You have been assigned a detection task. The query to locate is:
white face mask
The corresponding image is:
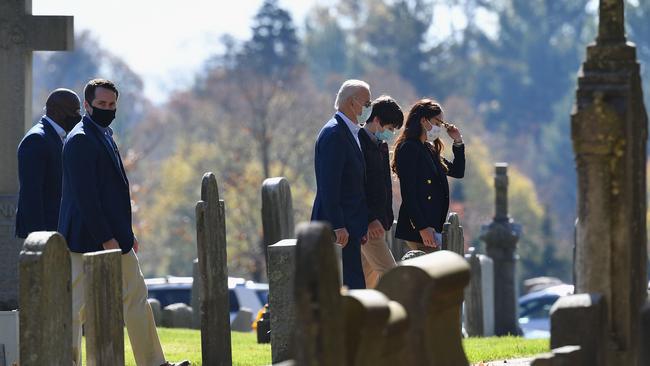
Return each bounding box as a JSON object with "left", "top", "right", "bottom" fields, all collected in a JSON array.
[{"left": 427, "top": 124, "right": 442, "bottom": 141}]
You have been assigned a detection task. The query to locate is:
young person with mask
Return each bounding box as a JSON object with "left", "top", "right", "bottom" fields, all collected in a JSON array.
[
  {"left": 392, "top": 99, "right": 465, "bottom": 252},
  {"left": 311, "top": 79, "right": 372, "bottom": 289},
  {"left": 15, "top": 88, "right": 81, "bottom": 239},
  {"left": 358, "top": 95, "right": 404, "bottom": 288},
  {"left": 59, "top": 79, "right": 190, "bottom": 366}
]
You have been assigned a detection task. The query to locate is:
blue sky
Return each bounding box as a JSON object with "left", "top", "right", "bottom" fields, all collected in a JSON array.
[{"left": 34, "top": 0, "right": 474, "bottom": 101}]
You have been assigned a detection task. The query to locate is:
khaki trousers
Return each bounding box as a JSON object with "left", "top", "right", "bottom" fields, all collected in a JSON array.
[
  {"left": 406, "top": 240, "right": 441, "bottom": 254},
  {"left": 71, "top": 250, "right": 165, "bottom": 366},
  {"left": 360, "top": 236, "right": 397, "bottom": 288}
]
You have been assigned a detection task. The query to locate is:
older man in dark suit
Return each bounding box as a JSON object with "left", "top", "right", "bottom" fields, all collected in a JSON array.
[
  {"left": 15, "top": 88, "right": 80, "bottom": 239},
  {"left": 311, "top": 79, "right": 372, "bottom": 289}
]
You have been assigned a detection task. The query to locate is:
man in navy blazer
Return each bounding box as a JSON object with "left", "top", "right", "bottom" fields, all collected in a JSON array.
[
  {"left": 15, "top": 88, "right": 81, "bottom": 239},
  {"left": 59, "top": 78, "right": 189, "bottom": 366},
  {"left": 311, "top": 79, "right": 372, "bottom": 289}
]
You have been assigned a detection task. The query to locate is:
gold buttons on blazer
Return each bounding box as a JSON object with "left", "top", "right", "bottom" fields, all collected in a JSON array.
[
  {"left": 427, "top": 179, "right": 432, "bottom": 184},
  {"left": 427, "top": 196, "right": 432, "bottom": 200}
]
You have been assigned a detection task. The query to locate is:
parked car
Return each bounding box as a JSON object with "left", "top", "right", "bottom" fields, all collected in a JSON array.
[
  {"left": 145, "top": 276, "right": 269, "bottom": 323},
  {"left": 518, "top": 284, "right": 573, "bottom": 339}
]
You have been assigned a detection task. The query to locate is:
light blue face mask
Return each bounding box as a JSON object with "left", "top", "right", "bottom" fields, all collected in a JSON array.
[
  {"left": 374, "top": 130, "right": 393, "bottom": 141},
  {"left": 358, "top": 105, "right": 372, "bottom": 124}
]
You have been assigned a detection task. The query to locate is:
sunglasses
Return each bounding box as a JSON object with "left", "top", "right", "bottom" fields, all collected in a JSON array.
[{"left": 431, "top": 117, "right": 453, "bottom": 129}]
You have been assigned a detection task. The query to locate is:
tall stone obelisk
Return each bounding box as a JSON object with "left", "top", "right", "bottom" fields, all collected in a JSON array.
[{"left": 572, "top": 0, "right": 648, "bottom": 364}]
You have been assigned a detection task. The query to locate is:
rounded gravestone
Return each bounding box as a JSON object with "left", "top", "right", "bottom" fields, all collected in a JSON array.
[
  {"left": 162, "top": 303, "right": 193, "bottom": 329},
  {"left": 148, "top": 298, "right": 162, "bottom": 326}
]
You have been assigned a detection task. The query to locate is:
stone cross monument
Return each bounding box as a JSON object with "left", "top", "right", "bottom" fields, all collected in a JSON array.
[
  {"left": 480, "top": 163, "right": 521, "bottom": 336},
  {"left": 0, "top": 0, "right": 73, "bottom": 310},
  {"left": 572, "top": 0, "right": 648, "bottom": 364}
]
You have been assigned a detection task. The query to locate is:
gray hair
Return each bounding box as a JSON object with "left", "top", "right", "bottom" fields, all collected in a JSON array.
[{"left": 334, "top": 79, "right": 370, "bottom": 110}]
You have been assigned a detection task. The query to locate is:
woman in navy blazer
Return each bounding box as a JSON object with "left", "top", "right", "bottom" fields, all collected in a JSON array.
[{"left": 392, "top": 99, "right": 465, "bottom": 252}]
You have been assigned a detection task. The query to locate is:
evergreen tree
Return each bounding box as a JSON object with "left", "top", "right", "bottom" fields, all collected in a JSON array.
[
  {"left": 469, "top": 1, "right": 592, "bottom": 135},
  {"left": 239, "top": 0, "right": 300, "bottom": 80},
  {"left": 303, "top": 6, "right": 348, "bottom": 84},
  {"left": 363, "top": 0, "right": 433, "bottom": 93}
]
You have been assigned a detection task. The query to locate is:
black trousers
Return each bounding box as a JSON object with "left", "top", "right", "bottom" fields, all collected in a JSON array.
[{"left": 342, "top": 237, "right": 366, "bottom": 289}]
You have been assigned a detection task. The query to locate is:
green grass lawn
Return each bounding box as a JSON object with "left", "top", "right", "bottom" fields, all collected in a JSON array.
[
  {"left": 464, "top": 336, "right": 549, "bottom": 364},
  {"left": 84, "top": 328, "right": 548, "bottom": 365}
]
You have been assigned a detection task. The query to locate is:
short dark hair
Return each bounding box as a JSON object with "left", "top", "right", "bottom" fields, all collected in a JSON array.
[
  {"left": 84, "top": 78, "right": 119, "bottom": 104},
  {"left": 366, "top": 95, "right": 404, "bottom": 129}
]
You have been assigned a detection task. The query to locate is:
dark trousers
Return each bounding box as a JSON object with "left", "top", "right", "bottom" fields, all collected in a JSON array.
[{"left": 342, "top": 237, "right": 366, "bottom": 289}]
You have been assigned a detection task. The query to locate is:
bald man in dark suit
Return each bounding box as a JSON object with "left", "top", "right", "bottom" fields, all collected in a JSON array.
[{"left": 15, "top": 88, "right": 81, "bottom": 239}]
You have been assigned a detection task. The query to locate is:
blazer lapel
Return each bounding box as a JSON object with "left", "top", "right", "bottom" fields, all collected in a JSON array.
[
  {"left": 334, "top": 114, "right": 365, "bottom": 169},
  {"left": 83, "top": 117, "right": 128, "bottom": 185},
  {"left": 420, "top": 142, "right": 441, "bottom": 178},
  {"left": 40, "top": 118, "right": 63, "bottom": 149}
]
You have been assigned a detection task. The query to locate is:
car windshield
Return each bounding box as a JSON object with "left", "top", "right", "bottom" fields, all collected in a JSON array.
[{"left": 519, "top": 295, "right": 559, "bottom": 319}]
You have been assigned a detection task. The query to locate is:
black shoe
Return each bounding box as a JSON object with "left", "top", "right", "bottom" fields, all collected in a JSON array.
[{"left": 160, "top": 361, "right": 191, "bottom": 366}]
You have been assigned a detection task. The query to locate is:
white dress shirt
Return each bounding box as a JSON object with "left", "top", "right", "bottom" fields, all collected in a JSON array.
[
  {"left": 43, "top": 115, "right": 66, "bottom": 142},
  {"left": 336, "top": 111, "right": 362, "bottom": 151}
]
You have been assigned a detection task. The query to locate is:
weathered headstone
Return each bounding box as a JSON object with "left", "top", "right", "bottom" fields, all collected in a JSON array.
[
  {"left": 383, "top": 300, "right": 410, "bottom": 364},
  {"left": 531, "top": 345, "right": 583, "bottom": 366},
  {"left": 400, "top": 249, "right": 426, "bottom": 261},
  {"left": 83, "top": 249, "right": 124, "bottom": 366},
  {"left": 18, "top": 232, "right": 72, "bottom": 366},
  {"left": 231, "top": 308, "right": 254, "bottom": 332},
  {"left": 148, "top": 298, "right": 162, "bottom": 325},
  {"left": 572, "top": 0, "right": 648, "bottom": 364},
  {"left": 195, "top": 172, "right": 232, "bottom": 366},
  {"left": 162, "top": 303, "right": 193, "bottom": 329},
  {"left": 463, "top": 247, "right": 495, "bottom": 337},
  {"left": 261, "top": 177, "right": 295, "bottom": 249},
  {"left": 480, "top": 163, "right": 522, "bottom": 336},
  {"left": 442, "top": 212, "right": 464, "bottom": 255},
  {"left": 294, "top": 221, "right": 345, "bottom": 366},
  {"left": 191, "top": 258, "right": 200, "bottom": 329},
  {"left": 267, "top": 239, "right": 297, "bottom": 363},
  {"left": 376, "top": 250, "right": 470, "bottom": 366},
  {"left": 548, "top": 293, "right": 606, "bottom": 366},
  {"left": 0, "top": 1, "right": 73, "bottom": 311},
  {"left": 343, "top": 289, "right": 408, "bottom": 366}
]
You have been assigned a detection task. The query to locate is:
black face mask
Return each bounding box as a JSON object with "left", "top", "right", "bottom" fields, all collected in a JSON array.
[
  {"left": 89, "top": 106, "right": 116, "bottom": 128},
  {"left": 62, "top": 113, "right": 81, "bottom": 132}
]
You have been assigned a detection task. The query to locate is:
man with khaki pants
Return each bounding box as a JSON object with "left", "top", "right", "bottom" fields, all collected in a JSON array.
[
  {"left": 358, "top": 96, "right": 404, "bottom": 288},
  {"left": 58, "top": 78, "right": 189, "bottom": 366}
]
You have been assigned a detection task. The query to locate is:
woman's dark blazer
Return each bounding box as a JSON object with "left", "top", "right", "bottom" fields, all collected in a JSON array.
[{"left": 394, "top": 139, "right": 465, "bottom": 243}]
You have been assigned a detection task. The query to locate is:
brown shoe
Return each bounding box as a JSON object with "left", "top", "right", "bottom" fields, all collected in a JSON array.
[{"left": 160, "top": 361, "right": 191, "bottom": 366}]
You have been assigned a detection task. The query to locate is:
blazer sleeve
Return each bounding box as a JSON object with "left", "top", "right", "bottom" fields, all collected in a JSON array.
[
  {"left": 444, "top": 144, "right": 465, "bottom": 179},
  {"left": 17, "top": 135, "right": 47, "bottom": 232},
  {"left": 396, "top": 143, "right": 427, "bottom": 230},
  {"left": 316, "top": 130, "right": 346, "bottom": 230},
  {"left": 63, "top": 134, "right": 114, "bottom": 247}
]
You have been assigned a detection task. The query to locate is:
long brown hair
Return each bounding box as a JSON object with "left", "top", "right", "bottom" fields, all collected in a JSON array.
[{"left": 391, "top": 98, "right": 447, "bottom": 174}]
